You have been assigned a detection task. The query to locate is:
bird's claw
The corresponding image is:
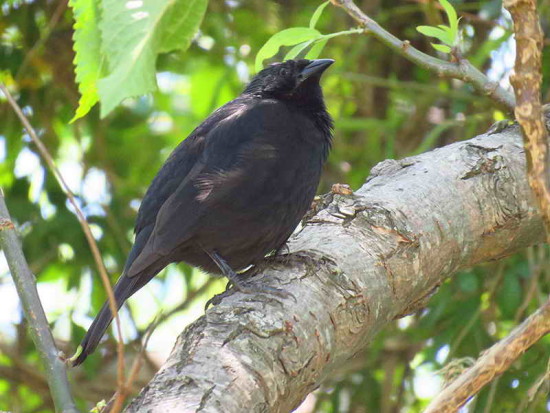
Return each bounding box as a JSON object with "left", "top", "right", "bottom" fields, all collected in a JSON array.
[
  {"left": 205, "top": 290, "right": 233, "bottom": 309},
  {"left": 204, "top": 282, "right": 296, "bottom": 309},
  {"left": 233, "top": 282, "right": 296, "bottom": 302}
]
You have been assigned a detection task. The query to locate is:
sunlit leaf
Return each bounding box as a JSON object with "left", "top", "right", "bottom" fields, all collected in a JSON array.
[
  {"left": 417, "top": 25, "right": 453, "bottom": 45},
  {"left": 431, "top": 43, "right": 452, "bottom": 53},
  {"left": 69, "top": 0, "right": 102, "bottom": 122},
  {"left": 416, "top": 0, "right": 460, "bottom": 51},
  {"left": 284, "top": 40, "right": 314, "bottom": 60},
  {"left": 305, "top": 38, "right": 328, "bottom": 59},
  {"left": 97, "top": 0, "right": 207, "bottom": 117},
  {"left": 255, "top": 27, "right": 321, "bottom": 71},
  {"left": 439, "top": 0, "right": 458, "bottom": 34},
  {"left": 309, "top": 1, "right": 330, "bottom": 29}
]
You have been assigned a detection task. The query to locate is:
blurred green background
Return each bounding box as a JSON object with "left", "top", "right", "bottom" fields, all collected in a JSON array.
[{"left": 1, "top": 0, "right": 549, "bottom": 412}]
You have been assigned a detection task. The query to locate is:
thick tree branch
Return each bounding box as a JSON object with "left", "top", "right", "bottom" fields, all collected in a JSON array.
[
  {"left": 425, "top": 296, "right": 550, "bottom": 412},
  {"left": 503, "top": 0, "right": 550, "bottom": 238},
  {"left": 330, "top": 0, "right": 516, "bottom": 111},
  {"left": 125, "top": 125, "right": 544, "bottom": 412},
  {"left": 0, "top": 193, "right": 78, "bottom": 413}
]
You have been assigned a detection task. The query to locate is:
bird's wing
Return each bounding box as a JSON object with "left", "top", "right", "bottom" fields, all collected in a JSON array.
[{"left": 126, "top": 98, "right": 290, "bottom": 277}]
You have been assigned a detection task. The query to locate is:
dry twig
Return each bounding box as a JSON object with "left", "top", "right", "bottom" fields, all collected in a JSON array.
[
  {"left": 0, "top": 84, "right": 126, "bottom": 390},
  {"left": 105, "top": 320, "right": 157, "bottom": 413},
  {"left": 330, "top": 0, "right": 515, "bottom": 111},
  {"left": 424, "top": 297, "right": 550, "bottom": 412},
  {"left": 503, "top": 0, "right": 550, "bottom": 239}
]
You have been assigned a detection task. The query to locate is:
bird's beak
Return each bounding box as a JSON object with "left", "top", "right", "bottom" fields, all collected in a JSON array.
[{"left": 299, "top": 59, "right": 334, "bottom": 81}]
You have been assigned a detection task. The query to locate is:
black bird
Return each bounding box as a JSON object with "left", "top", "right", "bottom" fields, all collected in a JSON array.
[{"left": 73, "top": 58, "right": 334, "bottom": 366}]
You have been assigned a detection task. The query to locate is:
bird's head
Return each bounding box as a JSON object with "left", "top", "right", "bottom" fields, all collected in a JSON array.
[{"left": 244, "top": 59, "right": 334, "bottom": 103}]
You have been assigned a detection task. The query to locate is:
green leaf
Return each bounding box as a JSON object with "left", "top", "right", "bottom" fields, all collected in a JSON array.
[
  {"left": 497, "top": 272, "right": 522, "bottom": 318},
  {"left": 69, "top": 0, "right": 102, "bottom": 122},
  {"left": 97, "top": 0, "right": 208, "bottom": 117},
  {"left": 439, "top": 0, "right": 458, "bottom": 34},
  {"left": 437, "top": 25, "right": 456, "bottom": 45},
  {"left": 284, "top": 40, "right": 314, "bottom": 60},
  {"left": 309, "top": 1, "right": 330, "bottom": 29},
  {"left": 416, "top": 25, "right": 453, "bottom": 45},
  {"left": 431, "top": 43, "right": 451, "bottom": 53},
  {"left": 255, "top": 27, "right": 321, "bottom": 72},
  {"left": 157, "top": 0, "right": 208, "bottom": 53},
  {"left": 458, "top": 272, "right": 479, "bottom": 293},
  {"left": 305, "top": 38, "right": 328, "bottom": 59}
]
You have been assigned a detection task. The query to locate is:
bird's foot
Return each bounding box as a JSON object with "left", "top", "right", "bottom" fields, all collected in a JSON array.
[
  {"left": 205, "top": 289, "right": 232, "bottom": 309},
  {"left": 203, "top": 249, "right": 295, "bottom": 309},
  {"left": 231, "top": 279, "right": 295, "bottom": 301},
  {"left": 205, "top": 278, "right": 295, "bottom": 309}
]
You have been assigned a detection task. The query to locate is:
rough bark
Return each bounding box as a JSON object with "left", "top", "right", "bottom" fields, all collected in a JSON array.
[
  {"left": 125, "top": 125, "right": 544, "bottom": 413},
  {"left": 503, "top": 0, "right": 550, "bottom": 238}
]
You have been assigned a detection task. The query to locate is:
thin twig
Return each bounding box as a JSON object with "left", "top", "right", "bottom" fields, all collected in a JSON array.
[
  {"left": 503, "top": 0, "right": 550, "bottom": 240},
  {"left": 137, "top": 277, "right": 217, "bottom": 336},
  {"left": 0, "top": 192, "right": 78, "bottom": 413},
  {"left": 330, "top": 0, "right": 515, "bottom": 111},
  {"left": 424, "top": 297, "right": 550, "bottom": 412},
  {"left": 0, "top": 83, "right": 125, "bottom": 385},
  {"left": 106, "top": 319, "right": 157, "bottom": 413}
]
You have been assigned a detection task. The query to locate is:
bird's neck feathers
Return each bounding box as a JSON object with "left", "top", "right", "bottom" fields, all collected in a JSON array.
[
  {"left": 244, "top": 81, "right": 333, "bottom": 146},
  {"left": 294, "top": 85, "right": 334, "bottom": 149}
]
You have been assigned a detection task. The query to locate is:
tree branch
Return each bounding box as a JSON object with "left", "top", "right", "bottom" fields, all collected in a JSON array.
[
  {"left": 0, "top": 83, "right": 126, "bottom": 389},
  {"left": 0, "top": 192, "right": 78, "bottom": 413},
  {"left": 124, "top": 125, "right": 544, "bottom": 412},
  {"left": 425, "top": 296, "right": 550, "bottom": 412},
  {"left": 503, "top": 0, "right": 550, "bottom": 239},
  {"left": 330, "top": 0, "right": 516, "bottom": 111}
]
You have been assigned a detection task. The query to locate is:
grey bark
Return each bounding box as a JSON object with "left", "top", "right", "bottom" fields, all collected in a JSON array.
[
  {"left": 125, "top": 126, "right": 544, "bottom": 413},
  {"left": 0, "top": 194, "right": 78, "bottom": 413}
]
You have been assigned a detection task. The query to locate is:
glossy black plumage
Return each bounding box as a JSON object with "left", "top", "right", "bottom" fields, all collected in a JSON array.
[{"left": 73, "top": 59, "right": 334, "bottom": 366}]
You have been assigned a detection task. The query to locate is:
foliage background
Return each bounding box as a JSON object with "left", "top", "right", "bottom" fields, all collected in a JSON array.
[{"left": 0, "top": 0, "right": 549, "bottom": 411}]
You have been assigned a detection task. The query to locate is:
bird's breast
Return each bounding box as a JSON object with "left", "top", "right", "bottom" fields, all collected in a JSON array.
[{"left": 193, "top": 135, "right": 326, "bottom": 268}]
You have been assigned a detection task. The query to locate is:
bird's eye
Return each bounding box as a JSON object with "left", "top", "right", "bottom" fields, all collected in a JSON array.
[{"left": 280, "top": 68, "right": 290, "bottom": 77}]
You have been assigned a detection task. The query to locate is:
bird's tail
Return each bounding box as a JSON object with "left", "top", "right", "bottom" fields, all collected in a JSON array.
[{"left": 72, "top": 273, "right": 148, "bottom": 366}]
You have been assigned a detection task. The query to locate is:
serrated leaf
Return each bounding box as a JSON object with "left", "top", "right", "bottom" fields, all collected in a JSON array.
[
  {"left": 284, "top": 40, "right": 314, "bottom": 60},
  {"left": 255, "top": 27, "right": 321, "bottom": 72},
  {"left": 431, "top": 43, "right": 451, "bottom": 53},
  {"left": 69, "top": 0, "right": 102, "bottom": 122},
  {"left": 439, "top": 0, "right": 458, "bottom": 34},
  {"left": 157, "top": 0, "right": 208, "bottom": 53},
  {"left": 305, "top": 38, "right": 328, "bottom": 59},
  {"left": 97, "top": 0, "right": 207, "bottom": 117},
  {"left": 309, "top": 1, "right": 330, "bottom": 29}
]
